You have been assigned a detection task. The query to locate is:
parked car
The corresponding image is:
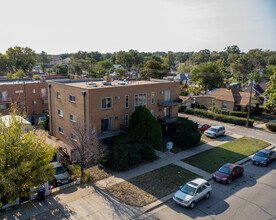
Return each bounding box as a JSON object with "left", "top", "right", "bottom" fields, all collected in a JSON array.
[
  {"left": 173, "top": 178, "right": 212, "bottom": 209},
  {"left": 198, "top": 123, "right": 211, "bottom": 133},
  {"left": 213, "top": 163, "right": 244, "bottom": 184},
  {"left": 204, "top": 125, "right": 225, "bottom": 138},
  {"left": 52, "top": 162, "right": 71, "bottom": 186},
  {"left": 251, "top": 149, "right": 276, "bottom": 166}
]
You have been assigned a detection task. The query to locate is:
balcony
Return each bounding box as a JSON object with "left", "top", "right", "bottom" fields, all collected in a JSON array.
[
  {"left": 0, "top": 97, "right": 12, "bottom": 104},
  {"left": 40, "top": 94, "right": 48, "bottom": 100},
  {"left": 158, "top": 99, "right": 183, "bottom": 107},
  {"left": 97, "top": 129, "right": 124, "bottom": 140},
  {"left": 157, "top": 116, "right": 177, "bottom": 124}
]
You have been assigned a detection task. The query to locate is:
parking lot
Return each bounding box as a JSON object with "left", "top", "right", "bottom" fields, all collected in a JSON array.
[{"left": 138, "top": 161, "right": 276, "bottom": 220}]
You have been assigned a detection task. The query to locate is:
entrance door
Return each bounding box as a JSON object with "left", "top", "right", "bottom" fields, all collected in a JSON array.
[{"left": 102, "top": 118, "right": 112, "bottom": 133}]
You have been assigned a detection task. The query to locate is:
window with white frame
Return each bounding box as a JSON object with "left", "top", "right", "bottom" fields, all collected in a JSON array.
[
  {"left": 41, "top": 88, "right": 46, "bottom": 95},
  {"left": 57, "top": 91, "right": 60, "bottom": 98},
  {"left": 222, "top": 102, "right": 227, "bottom": 109},
  {"left": 69, "top": 95, "right": 76, "bottom": 102},
  {"left": 32, "top": 100, "right": 36, "bottom": 105},
  {"left": 58, "top": 126, "right": 64, "bottom": 134},
  {"left": 32, "top": 89, "right": 36, "bottom": 94},
  {"left": 125, "top": 95, "right": 129, "bottom": 108},
  {"left": 125, "top": 114, "right": 129, "bottom": 127},
  {"left": 151, "top": 92, "right": 155, "bottom": 104},
  {"left": 70, "top": 133, "right": 77, "bottom": 140},
  {"left": 15, "top": 90, "right": 24, "bottom": 94},
  {"left": 58, "top": 109, "right": 63, "bottom": 117},
  {"left": 70, "top": 114, "right": 76, "bottom": 122},
  {"left": 151, "top": 110, "right": 154, "bottom": 116},
  {"left": 102, "top": 97, "right": 112, "bottom": 109},
  {"left": 134, "top": 93, "right": 146, "bottom": 109}
]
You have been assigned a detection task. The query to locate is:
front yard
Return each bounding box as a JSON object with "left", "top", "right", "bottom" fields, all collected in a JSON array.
[
  {"left": 106, "top": 164, "right": 200, "bottom": 207},
  {"left": 160, "top": 139, "right": 207, "bottom": 153},
  {"left": 182, "top": 137, "right": 270, "bottom": 173}
]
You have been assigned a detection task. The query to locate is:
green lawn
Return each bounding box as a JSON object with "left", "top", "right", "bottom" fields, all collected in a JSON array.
[
  {"left": 106, "top": 164, "right": 200, "bottom": 207},
  {"left": 182, "top": 137, "right": 270, "bottom": 173},
  {"left": 160, "top": 139, "right": 207, "bottom": 153}
]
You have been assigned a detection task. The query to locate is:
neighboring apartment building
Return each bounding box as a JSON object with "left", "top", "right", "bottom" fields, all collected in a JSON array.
[
  {"left": 48, "top": 79, "right": 180, "bottom": 142},
  {"left": 195, "top": 88, "right": 260, "bottom": 112}
]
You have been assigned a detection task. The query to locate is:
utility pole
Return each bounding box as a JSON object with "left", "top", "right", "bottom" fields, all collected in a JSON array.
[
  {"left": 23, "top": 77, "right": 27, "bottom": 114},
  {"left": 246, "top": 75, "right": 254, "bottom": 128}
]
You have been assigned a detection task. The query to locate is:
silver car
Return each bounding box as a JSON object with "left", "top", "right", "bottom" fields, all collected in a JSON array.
[
  {"left": 52, "top": 162, "right": 71, "bottom": 186},
  {"left": 204, "top": 125, "right": 225, "bottom": 138}
]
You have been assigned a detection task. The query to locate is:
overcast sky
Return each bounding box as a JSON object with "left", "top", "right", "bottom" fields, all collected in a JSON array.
[{"left": 0, "top": 0, "right": 275, "bottom": 54}]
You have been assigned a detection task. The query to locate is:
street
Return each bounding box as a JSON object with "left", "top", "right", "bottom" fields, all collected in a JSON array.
[{"left": 138, "top": 161, "right": 276, "bottom": 220}]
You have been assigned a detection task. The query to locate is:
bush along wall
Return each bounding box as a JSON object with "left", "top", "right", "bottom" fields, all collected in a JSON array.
[
  {"left": 266, "top": 122, "right": 276, "bottom": 132},
  {"left": 185, "top": 107, "right": 254, "bottom": 127},
  {"left": 211, "top": 106, "right": 247, "bottom": 118},
  {"left": 178, "top": 104, "right": 186, "bottom": 113}
]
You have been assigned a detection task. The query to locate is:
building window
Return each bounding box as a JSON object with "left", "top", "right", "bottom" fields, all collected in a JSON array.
[
  {"left": 151, "top": 92, "right": 155, "bottom": 104},
  {"left": 125, "top": 95, "right": 129, "bottom": 108},
  {"left": 70, "top": 133, "right": 77, "bottom": 141},
  {"left": 58, "top": 126, "right": 64, "bottom": 134},
  {"left": 41, "top": 88, "right": 46, "bottom": 94},
  {"left": 151, "top": 110, "right": 154, "bottom": 116},
  {"left": 0, "top": 91, "right": 8, "bottom": 100},
  {"left": 134, "top": 93, "right": 146, "bottom": 109},
  {"left": 222, "top": 102, "right": 227, "bottom": 109},
  {"left": 102, "top": 97, "right": 112, "bottom": 109},
  {"left": 70, "top": 114, "right": 76, "bottom": 122},
  {"left": 32, "top": 100, "right": 37, "bottom": 105},
  {"left": 57, "top": 92, "right": 60, "bottom": 98},
  {"left": 33, "top": 89, "right": 36, "bottom": 94},
  {"left": 42, "top": 110, "right": 49, "bottom": 114},
  {"left": 69, "top": 95, "right": 76, "bottom": 102},
  {"left": 102, "top": 118, "right": 112, "bottom": 133},
  {"left": 42, "top": 100, "right": 48, "bottom": 106},
  {"left": 58, "top": 109, "right": 63, "bottom": 117},
  {"left": 0, "top": 104, "right": 9, "bottom": 110},
  {"left": 125, "top": 114, "right": 129, "bottom": 127},
  {"left": 15, "top": 90, "right": 24, "bottom": 94}
]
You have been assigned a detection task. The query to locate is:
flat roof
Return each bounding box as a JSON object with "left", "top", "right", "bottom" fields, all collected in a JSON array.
[
  {"left": 0, "top": 79, "right": 60, "bottom": 86},
  {"left": 55, "top": 79, "right": 174, "bottom": 89}
]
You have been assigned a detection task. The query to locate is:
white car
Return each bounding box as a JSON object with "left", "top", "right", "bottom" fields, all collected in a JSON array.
[
  {"left": 52, "top": 162, "right": 71, "bottom": 186},
  {"left": 173, "top": 178, "right": 212, "bottom": 209},
  {"left": 204, "top": 125, "right": 225, "bottom": 138}
]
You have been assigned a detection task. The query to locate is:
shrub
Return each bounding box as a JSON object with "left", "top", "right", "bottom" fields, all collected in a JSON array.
[
  {"left": 168, "top": 117, "right": 201, "bottom": 148},
  {"left": 67, "top": 164, "right": 92, "bottom": 183},
  {"left": 178, "top": 104, "right": 186, "bottom": 113},
  {"left": 229, "top": 111, "right": 247, "bottom": 118},
  {"left": 185, "top": 108, "right": 254, "bottom": 126},
  {"left": 266, "top": 122, "right": 276, "bottom": 132}
]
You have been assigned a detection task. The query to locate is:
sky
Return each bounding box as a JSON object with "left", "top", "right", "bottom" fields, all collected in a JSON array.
[{"left": 0, "top": 0, "right": 275, "bottom": 54}]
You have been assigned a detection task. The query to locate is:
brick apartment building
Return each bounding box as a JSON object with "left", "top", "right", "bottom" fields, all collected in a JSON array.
[
  {"left": 0, "top": 77, "right": 67, "bottom": 122},
  {"left": 48, "top": 78, "right": 181, "bottom": 142}
]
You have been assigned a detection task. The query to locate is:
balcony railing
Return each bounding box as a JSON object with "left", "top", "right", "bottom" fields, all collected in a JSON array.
[
  {"left": 40, "top": 94, "right": 48, "bottom": 100},
  {"left": 157, "top": 116, "right": 177, "bottom": 124},
  {"left": 97, "top": 129, "right": 124, "bottom": 140},
  {"left": 158, "top": 99, "right": 183, "bottom": 107},
  {"left": 0, "top": 97, "right": 12, "bottom": 104}
]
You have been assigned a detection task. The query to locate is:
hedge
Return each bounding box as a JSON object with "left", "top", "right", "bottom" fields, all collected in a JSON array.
[
  {"left": 211, "top": 106, "right": 247, "bottom": 118},
  {"left": 178, "top": 104, "right": 186, "bottom": 113},
  {"left": 266, "top": 122, "right": 276, "bottom": 132},
  {"left": 185, "top": 107, "right": 254, "bottom": 127},
  {"left": 229, "top": 111, "right": 248, "bottom": 118}
]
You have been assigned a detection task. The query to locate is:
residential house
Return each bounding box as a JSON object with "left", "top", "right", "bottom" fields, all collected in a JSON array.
[
  {"left": 195, "top": 88, "right": 260, "bottom": 112},
  {"left": 174, "top": 73, "right": 192, "bottom": 85},
  {"left": 179, "top": 96, "right": 193, "bottom": 108}
]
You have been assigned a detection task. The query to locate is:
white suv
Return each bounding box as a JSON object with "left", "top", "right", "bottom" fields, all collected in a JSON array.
[
  {"left": 173, "top": 178, "right": 212, "bottom": 209},
  {"left": 204, "top": 125, "right": 225, "bottom": 138}
]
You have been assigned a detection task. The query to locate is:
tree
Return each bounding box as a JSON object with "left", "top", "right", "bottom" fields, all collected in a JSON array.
[
  {"left": 264, "top": 69, "right": 276, "bottom": 112},
  {"left": 10, "top": 69, "right": 26, "bottom": 79},
  {"left": 129, "top": 106, "right": 162, "bottom": 149},
  {"left": 68, "top": 121, "right": 106, "bottom": 178},
  {"left": 116, "top": 67, "right": 127, "bottom": 79},
  {"left": 37, "top": 51, "right": 50, "bottom": 73},
  {"left": 177, "top": 60, "right": 194, "bottom": 73},
  {"left": 168, "top": 117, "right": 201, "bottom": 148},
  {"left": 224, "top": 45, "right": 241, "bottom": 55},
  {"left": 191, "top": 62, "right": 224, "bottom": 91},
  {"left": 140, "top": 59, "right": 168, "bottom": 79},
  {"left": 56, "top": 65, "right": 68, "bottom": 75},
  {"left": 0, "top": 109, "right": 56, "bottom": 207},
  {"left": 6, "top": 46, "right": 36, "bottom": 72},
  {"left": 0, "top": 54, "right": 8, "bottom": 72},
  {"left": 165, "top": 51, "right": 175, "bottom": 67}
]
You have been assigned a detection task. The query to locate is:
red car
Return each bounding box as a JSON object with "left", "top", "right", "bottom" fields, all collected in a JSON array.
[
  {"left": 213, "top": 163, "right": 244, "bottom": 184},
  {"left": 198, "top": 123, "right": 211, "bottom": 132}
]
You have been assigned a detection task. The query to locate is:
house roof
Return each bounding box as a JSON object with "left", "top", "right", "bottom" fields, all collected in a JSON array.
[
  {"left": 174, "top": 73, "right": 191, "bottom": 81},
  {"left": 1, "top": 115, "right": 31, "bottom": 127},
  {"left": 179, "top": 96, "right": 193, "bottom": 102}
]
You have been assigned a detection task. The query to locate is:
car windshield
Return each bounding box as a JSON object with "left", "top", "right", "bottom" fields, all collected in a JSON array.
[
  {"left": 55, "top": 166, "right": 66, "bottom": 175},
  {"left": 218, "top": 166, "right": 231, "bottom": 174},
  {"left": 181, "top": 184, "right": 196, "bottom": 196},
  {"left": 198, "top": 125, "right": 203, "bottom": 128},
  {"left": 256, "top": 152, "right": 269, "bottom": 158},
  {"left": 208, "top": 128, "right": 217, "bottom": 132}
]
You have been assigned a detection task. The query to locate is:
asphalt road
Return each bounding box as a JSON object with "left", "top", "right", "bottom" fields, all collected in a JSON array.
[
  {"left": 137, "top": 161, "right": 276, "bottom": 220},
  {"left": 179, "top": 113, "right": 276, "bottom": 145}
]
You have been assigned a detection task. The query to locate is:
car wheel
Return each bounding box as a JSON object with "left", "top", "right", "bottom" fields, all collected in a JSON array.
[
  {"left": 227, "top": 179, "right": 231, "bottom": 184},
  {"left": 222, "top": 132, "right": 225, "bottom": 135},
  {"left": 190, "top": 201, "right": 195, "bottom": 209},
  {"left": 205, "top": 192, "right": 210, "bottom": 199},
  {"left": 213, "top": 135, "right": 216, "bottom": 139}
]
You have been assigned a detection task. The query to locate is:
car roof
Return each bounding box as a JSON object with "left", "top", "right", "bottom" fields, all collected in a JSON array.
[
  {"left": 258, "top": 149, "right": 271, "bottom": 153},
  {"left": 51, "top": 162, "right": 63, "bottom": 169},
  {"left": 211, "top": 125, "right": 224, "bottom": 129},
  {"left": 223, "top": 163, "right": 239, "bottom": 169},
  {"left": 187, "top": 178, "right": 207, "bottom": 187}
]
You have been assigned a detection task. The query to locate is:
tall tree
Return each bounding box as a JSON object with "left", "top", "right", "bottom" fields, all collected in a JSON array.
[
  {"left": 224, "top": 45, "right": 241, "bottom": 55},
  {"left": 0, "top": 54, "right": 8, "bottom": 72},
  {"left": 264, "top": 68, "right": 276, "bottom": 112},
  {"left": 165, "top": 51, "right": 175, "bottom": 67},
  {"left": 37, "top": 51, "right": 50, "bottom": 73},
  {"left": 6, "top": 46, "right": 36, "bottom": 72},
  {"left": 0, "top": 109, "right": 56, "bottom": 207}
]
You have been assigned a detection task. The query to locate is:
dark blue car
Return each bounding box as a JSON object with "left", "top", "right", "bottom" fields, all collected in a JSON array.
[{"left": 251, "top": 149, "right": 276, "bottom": 166}]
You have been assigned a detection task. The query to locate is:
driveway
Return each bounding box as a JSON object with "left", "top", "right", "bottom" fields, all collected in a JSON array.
[{"left": 137, "top": 161, "right": 276, "bottom": 220}]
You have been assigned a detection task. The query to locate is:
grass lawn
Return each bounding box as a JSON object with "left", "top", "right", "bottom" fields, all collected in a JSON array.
[
  {"left": 160, "top": 139, "right": 207, "bottom": 153},
  {"left": 182, "top": 137, "right": 270, "bottom": 173},
  {"left": 106, "top": 164, "right": 200, "bottom": 207},
  {"left": 86, "top": 165, "right": 118, "bottom": 182}
]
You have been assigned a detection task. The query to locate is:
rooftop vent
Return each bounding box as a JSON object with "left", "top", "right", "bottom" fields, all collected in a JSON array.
[
  {"left": 117, "top": 81, "right": 125, "bottom": 85},
  {"left": 102, "top": 81, "right": 112, "bottom": 86},
  {"left": 88, "top": 82, "right": 97, "bottom": 87}
]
